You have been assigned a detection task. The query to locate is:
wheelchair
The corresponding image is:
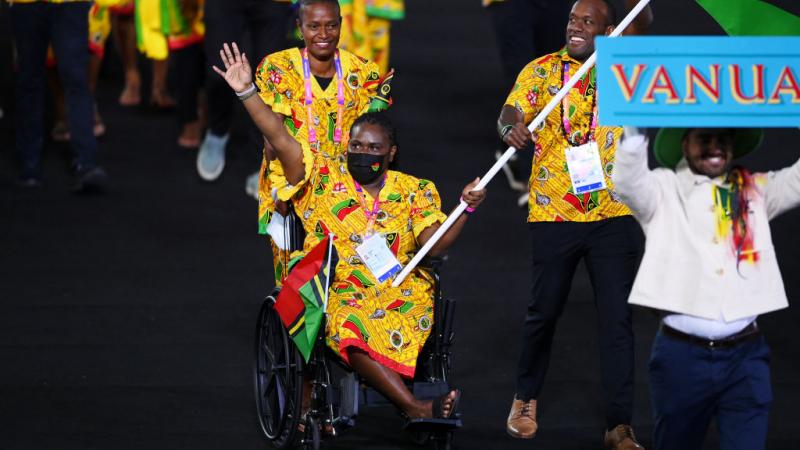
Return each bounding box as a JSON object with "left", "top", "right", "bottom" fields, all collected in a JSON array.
[{"left": 253, "top": 211, "right": 462, "bottom": 449}]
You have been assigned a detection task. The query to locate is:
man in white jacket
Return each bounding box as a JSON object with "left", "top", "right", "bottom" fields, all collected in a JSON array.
[{"left": 612, "top": 128, "right": 799, "bottom": 450}]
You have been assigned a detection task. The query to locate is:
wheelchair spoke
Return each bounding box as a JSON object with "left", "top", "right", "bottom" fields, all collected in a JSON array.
[{"left": 262, "top": 341, "right": 277, "bottom": 366}]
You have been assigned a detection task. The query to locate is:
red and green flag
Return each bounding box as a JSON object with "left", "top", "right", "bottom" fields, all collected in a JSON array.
[
  {"left": 274, "top": 236, "right": 337, "bottom": 362},
  {"left": 695, "top": 0, "right": 800, "bottom": 35},
  {"left": 367, "top": 70, "right": 395, "bottom": 112}
]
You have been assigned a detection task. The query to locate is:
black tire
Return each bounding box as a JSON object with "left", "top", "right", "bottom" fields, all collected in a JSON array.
[
  {"left": 306, "top": 416, "right": 321, "bottom": 450},
  {"left": 254, "top": 297, "right": 304, "bottom": 448}
]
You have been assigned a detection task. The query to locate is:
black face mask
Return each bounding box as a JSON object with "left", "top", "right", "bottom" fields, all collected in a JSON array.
[{"left": 347, "top": 152, "right": 387, "bottom": 185}]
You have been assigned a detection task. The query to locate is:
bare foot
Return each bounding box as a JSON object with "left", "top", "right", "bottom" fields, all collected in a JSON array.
[
  {"left": 177, "top": 120, "right": 202, "bottom": 148},
  {"left": 94, "top": 120, "right": 106, "bottom": 138},
  {"left": 150, "top": 89, "right": 176, "bottom": 109},
  {"left": 119, "top": 82, "right": 141, "bottom": 106},
  {"left": 94, "top": 106, "right": 106, "bottom": 137}
]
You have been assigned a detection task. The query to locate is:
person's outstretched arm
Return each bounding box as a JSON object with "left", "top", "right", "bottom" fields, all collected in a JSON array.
[
  {"left": 419, "top": 178, "right": 486, "bottom": 257},
  {"left": 213, "top": 42, "right": 305, "bottom": 185}
]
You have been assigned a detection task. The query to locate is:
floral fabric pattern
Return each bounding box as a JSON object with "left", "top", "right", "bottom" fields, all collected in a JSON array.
[
  {"left": 278, "top": 146, "right": 446, "bottom": 378},
  {"left": 505, "top": 49, "right": 632, "bottom": 223}
]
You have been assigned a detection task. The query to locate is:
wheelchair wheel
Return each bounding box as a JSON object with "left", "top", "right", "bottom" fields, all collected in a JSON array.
[
  {"left": 304, "top": 416, "right": 321, "bottom": 450},
  {"left": 254, "top": 296, "right": 304, "bottom": 448}
]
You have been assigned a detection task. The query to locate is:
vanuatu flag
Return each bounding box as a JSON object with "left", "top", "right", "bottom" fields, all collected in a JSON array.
[
  {"left": 695, "top": 0, "right": 800, "bottom": 35},
  {"left": 367, "top": 70, "right": 395, "bottom": 112},
  {"left": 274, "top": 236, "right": 338, "bottom": 362}
]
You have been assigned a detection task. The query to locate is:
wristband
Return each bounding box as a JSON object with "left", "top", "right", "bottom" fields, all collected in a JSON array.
[
  {"left": 236, "top": 83, "right": 257, "bottom": 101},
  {"left": 460, "top": 196, "right": 476, "bottom": 214},
  {"left": 499, "top": 124, "right": 513, "bottom": 139}
]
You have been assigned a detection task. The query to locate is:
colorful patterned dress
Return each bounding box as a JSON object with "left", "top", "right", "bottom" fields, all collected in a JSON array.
[
  {"left": 254, "top": 47, "right": 382, "bottom": 282},
  {"left": 339, "top": 0, "right": 404, "bottom": 74},
  {"left": 275, "top": 145, "right": 447, "bottom": 378},
  {"left": 135, "top": 0, "right": 205, "bottom": 60},
  {"left": 504, "top": 48, "right": 632, "bottom": 223}
]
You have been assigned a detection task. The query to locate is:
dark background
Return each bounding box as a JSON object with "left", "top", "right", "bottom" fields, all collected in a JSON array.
[{"left": 1, "top": 0, "right": 799, "bottom": 449}]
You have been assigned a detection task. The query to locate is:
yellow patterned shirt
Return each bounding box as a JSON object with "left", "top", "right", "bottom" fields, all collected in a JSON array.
[
  {"left": 255, "top": 47, "right": 381, "bottom": 233},
  {"left": 505, "top": 48, "right": 631, "bottom": 222},
  {"left": 278, "top": 145, "right": 447, "bottom": 377}
]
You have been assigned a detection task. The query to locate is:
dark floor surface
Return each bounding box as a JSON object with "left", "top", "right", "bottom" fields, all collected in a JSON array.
[{"left": 2, "top": 1, "right": 800, "bottom": 449}]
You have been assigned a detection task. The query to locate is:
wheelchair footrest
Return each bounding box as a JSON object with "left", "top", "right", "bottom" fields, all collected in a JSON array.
[{"left": 402, "top": 416, "right": 463, "bottom": 433}]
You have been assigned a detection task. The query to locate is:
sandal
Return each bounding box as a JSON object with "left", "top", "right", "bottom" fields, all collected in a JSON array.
[{"left": 432, "top": 389, "right": 461, "bottom": 419}]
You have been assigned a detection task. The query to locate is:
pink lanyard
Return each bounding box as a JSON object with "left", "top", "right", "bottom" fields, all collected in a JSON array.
[
  {"left": 561, "top": 62, "right": 598, "bottom": 144},
  {"left": 354, "top": 176, "right": 385, "bottom": 235},
  {"left": 302, "top": 48, "right": 345, "bottom": 144}
]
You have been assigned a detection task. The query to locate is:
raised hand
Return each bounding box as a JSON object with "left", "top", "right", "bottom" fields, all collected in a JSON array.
[{"left": 212, "top": 42, "right": 253, "bottom": 93}]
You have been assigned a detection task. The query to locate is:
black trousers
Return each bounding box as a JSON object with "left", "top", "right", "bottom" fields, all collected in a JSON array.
[
  {"left": 203, "top": 0, "right": 292, "bottom": 150},
  {"left": 171, "top": 42, "right": 206, "bottom": 125},
  {"left": 11, "top": 2, "right": 97, "bottom": 179},
  {"left": 516, "top": 216, "right": 643, "bottom": 428}
]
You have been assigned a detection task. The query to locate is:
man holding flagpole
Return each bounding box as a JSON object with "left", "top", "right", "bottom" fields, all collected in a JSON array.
[{"left": 497, "top": 0, "right": 652, "bottom": 448}]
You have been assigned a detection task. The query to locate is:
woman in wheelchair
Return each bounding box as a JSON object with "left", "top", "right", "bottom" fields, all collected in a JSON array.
[{"left": 214, "top": 43, "right": 485, "bottom": 421}]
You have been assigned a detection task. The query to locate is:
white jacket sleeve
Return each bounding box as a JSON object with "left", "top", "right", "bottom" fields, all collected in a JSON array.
[
  {"left": 764, "top": 157, "right": 800, "bottom": 220},
  {"left": 612, "top": 134, "right": 661, "bottom": 223}
]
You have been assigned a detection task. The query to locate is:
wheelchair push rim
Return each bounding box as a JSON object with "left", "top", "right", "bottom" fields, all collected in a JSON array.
[{"left": 254, "top": 295, "right": 304, "bottom": 447}]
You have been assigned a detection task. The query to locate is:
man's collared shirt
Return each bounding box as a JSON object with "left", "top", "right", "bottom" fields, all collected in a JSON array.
[
  {"left": 613, "top": 136, "right": 799, "bottom": 321},
  {"left": 504, "top": 49, "right": 631, "bottom": 223}
]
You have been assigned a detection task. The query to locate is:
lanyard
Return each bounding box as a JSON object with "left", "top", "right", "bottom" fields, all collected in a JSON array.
[
  {"left": 302, "top": 48, "right": 345, "bottom": 144},
  {"left": 354, "top": 176, "right": 386, "bottom": 235},
  {"left": 561, "top": 62, "right": 598, "bottom": 145}
]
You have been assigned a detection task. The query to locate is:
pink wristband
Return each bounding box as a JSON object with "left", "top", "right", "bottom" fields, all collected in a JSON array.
[{"left": 461, "top": 196, "right": 476, "bottom": 214}]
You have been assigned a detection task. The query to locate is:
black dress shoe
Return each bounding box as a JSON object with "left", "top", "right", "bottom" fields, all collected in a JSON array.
[{"left": 72, "top": 166, "right": 108, "bottom": 193}]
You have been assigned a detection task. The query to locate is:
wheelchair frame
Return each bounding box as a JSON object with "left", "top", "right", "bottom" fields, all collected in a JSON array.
[{"left": 254, "top": 255, "right": 461, "bottom": 450}]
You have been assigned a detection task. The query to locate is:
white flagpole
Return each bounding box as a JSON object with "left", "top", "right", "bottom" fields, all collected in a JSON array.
[
  {"left": 322, "top": 233, "right": 335, "bottom": 312},
  {"left": 392, "top": 0, "right": 651, "bottom": 288}
]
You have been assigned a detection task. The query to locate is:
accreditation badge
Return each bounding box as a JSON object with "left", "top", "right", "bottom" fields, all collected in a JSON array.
[
  {"left": 565, "top": 142, "right": 607, "bottom": 194},
  {"left": 355, "top": 233, "right": 402, "bottom": 283}
]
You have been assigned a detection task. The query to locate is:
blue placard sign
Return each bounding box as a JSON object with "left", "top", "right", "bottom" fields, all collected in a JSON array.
[{"left": 596, "top": 36, "right": 800, "bottom": 127}]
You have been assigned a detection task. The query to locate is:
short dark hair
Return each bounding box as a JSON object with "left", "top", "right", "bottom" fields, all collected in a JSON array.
[
  {"left": 297, "top": 0, "right": 340, "bottom": 22},
  {"left": 572, "top": 0, "right": 617, "bottom": 27},
  {"left": 350, "top": 112, "right": 399, "bottom": 168}
]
